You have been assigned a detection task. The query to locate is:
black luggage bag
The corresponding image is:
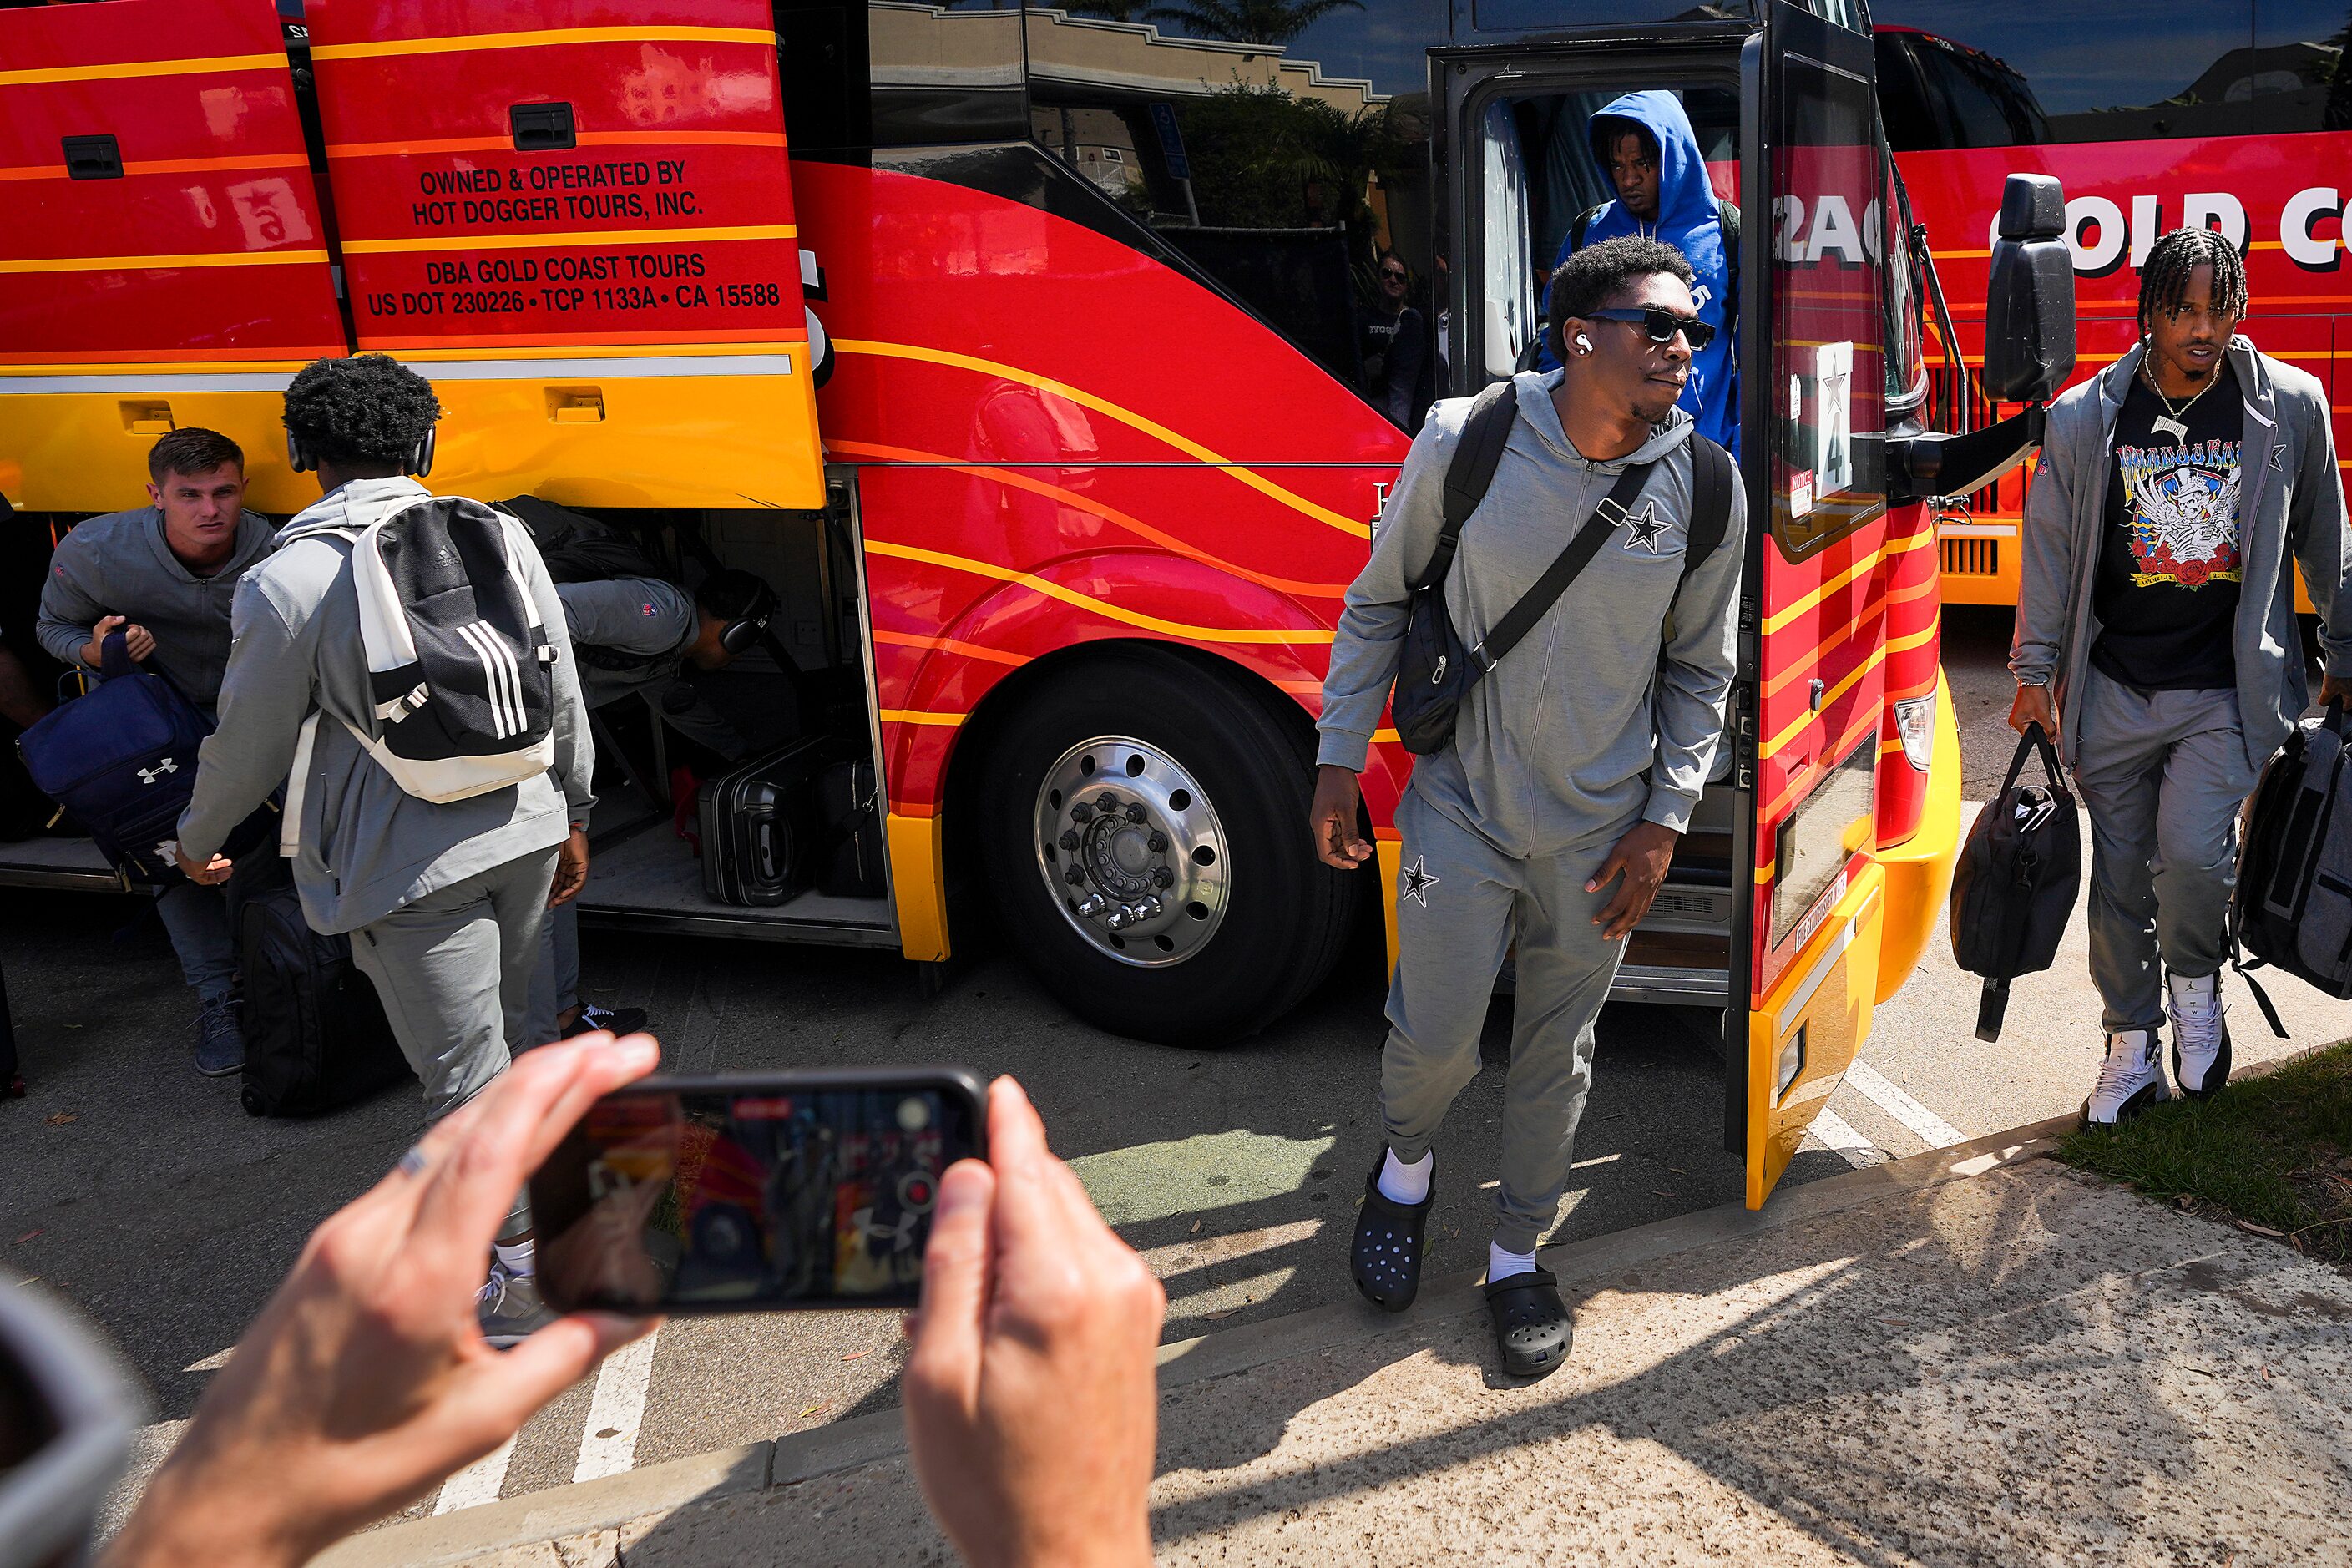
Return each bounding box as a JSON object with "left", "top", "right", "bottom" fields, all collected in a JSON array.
[
  {"left": 697, "top": 736, "right": 831, "bottom": 905},
  {"left": 816, "top": 756, "right": 885, "bottom": 899},
  {"left": 1950, "top": 724, "right": 2081, "bottom": 1042},
  {"left": 2230, "top": 701, "right": 2352, "bottom": 1025},
  {"left": 226, "top": 853, "right": 412, "bottom": 1117}
]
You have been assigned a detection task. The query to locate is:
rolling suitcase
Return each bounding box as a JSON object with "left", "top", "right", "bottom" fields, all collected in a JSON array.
[
  {"left": 2230, "top": 701, "right": 2352, "bottom": 1031},
  {"left": 225, "top": 853, "right": 412, "bottom": 1117},
  {"left": 816, "top": 757, "right": 885, "bottom": 899},
  {"left": 697, "top": 736, "right": 830, "bottom": 905}
]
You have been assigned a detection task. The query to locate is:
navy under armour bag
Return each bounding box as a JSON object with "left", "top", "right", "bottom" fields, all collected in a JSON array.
[{"left": 14, "top": 630, "right": 211, "bottom": 883}]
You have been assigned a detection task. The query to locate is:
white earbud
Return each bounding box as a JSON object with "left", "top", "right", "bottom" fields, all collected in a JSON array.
[{"left": 1575, "top": 334, "right": 1592, "bottom": 354}]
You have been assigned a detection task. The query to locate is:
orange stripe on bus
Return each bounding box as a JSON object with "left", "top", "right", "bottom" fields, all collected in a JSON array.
[
  {"left": 366, "top": 330, "right": 803, "bottom": 352},
  {"left": 326, "top": 129, "right": 787, "bottom": 159},
  {"left": 0, "top": 52, "right": 283, "bottom": 88},
  {"left": 0, "top": 248, "right": 329, "bottom": 275},
  {"left": 863, "top": 539, "right": 1334, "bottom": 645},
  {"left": 341, "top": 223, "right": 793, "bottom": 254},
  {"left": 833, "top": 339, "right": 1372, "bottom": 540},
  {"left": 869, "top": 628, "right": 1029, "bottom": 668},
  {"left": 827, "top": 438, "right": 1352, "bottom": 599},
  {"left": 309, "top": 27, "right": 775, "bottom": 62},
  {"left": 0, "top": 152, "right": 311, "bottom": 182}
]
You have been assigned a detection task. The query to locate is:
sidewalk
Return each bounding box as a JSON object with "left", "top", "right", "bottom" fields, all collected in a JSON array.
[{"left": 324, "top": 1120, "right": 2352, "bottom": 1567}]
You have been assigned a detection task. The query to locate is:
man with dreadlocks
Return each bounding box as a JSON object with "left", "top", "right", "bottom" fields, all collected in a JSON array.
[{"left": 2011, "top": 226, "right": 2352, "bottom": 1125}]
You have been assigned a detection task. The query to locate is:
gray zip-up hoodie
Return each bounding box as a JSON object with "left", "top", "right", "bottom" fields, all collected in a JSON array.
[
  {"left": 2011, "top": 337, "right": 2351, "bottom": 773},
  {"left": 175, "top": 478, "right": 594, "bottom": 935},
  {"left": 35, "top": 506, "right": 276, "bottom": 711},
  {"left": 1318, "top": 369, "right": 1745, "bottom": 852}
]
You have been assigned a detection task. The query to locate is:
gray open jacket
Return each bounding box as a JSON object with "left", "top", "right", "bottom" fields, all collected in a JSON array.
[
  {"left": 2011, "top": 337, "right": 2352, "bottom": 773},
  {"left": 1318, "top": 370, "right": 1745, "bottom": 854},
  {"left": 176, "top": 478, "right": 594, "bottom": 935},
  {"left": 34, "top": 506, "right": 276, "bottom": 712}
]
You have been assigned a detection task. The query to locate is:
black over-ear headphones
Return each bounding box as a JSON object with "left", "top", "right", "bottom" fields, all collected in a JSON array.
[
  {"left": 716, "top": 577, "right": 779, "bottom": 656},
  {"left": 286, "top": 424, "right": 437, "bottom": 477}
]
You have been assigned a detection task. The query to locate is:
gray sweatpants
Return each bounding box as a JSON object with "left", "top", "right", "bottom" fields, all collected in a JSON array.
[
  {"left": 1380, "top": 787, "right": 1636, "bottom": 1254},
  {"left": 350, "top": 847, "right": 560, "bottom": 1125},
  {"left": 2072, "top": 668, "right": 2257, "bottom": 1034}
]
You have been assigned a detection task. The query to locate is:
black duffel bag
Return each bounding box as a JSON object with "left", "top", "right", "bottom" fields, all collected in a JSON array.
[
  {"left": 1950, "top": 723, "right": 2081, "bottom": 1042},
  {"left": 225, "top": 852, "right": 414, "bottom": 1117},
  {"left": 2228, "top": 701, "right": 2352, "bottom": 1032},
  {"left": 1388, "top": 382, "right": 1729, "bottom": 755}
]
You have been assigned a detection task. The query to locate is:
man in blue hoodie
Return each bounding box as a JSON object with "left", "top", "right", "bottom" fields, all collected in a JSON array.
[{"left": 1548, "top": 90, "right": 1739, "bottom": 456}]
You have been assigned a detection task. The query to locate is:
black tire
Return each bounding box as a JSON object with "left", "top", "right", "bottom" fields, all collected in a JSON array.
[{"left": 975, "top": 650, "right": 1356, "bottom": 1044}]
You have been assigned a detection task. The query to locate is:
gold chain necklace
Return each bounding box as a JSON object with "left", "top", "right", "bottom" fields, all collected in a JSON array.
[{"left": 2141, "top": 355, "right": 2217, "bottom": 443}]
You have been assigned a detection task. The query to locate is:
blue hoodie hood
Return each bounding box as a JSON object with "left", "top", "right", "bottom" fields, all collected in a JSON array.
[{"left": 1556, "top": 89, "right": 1738, "bottom": 453}]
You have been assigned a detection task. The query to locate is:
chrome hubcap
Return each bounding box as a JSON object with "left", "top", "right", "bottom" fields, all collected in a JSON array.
[{"left": 1034, "top": 735, "right": 1228, "bottom": 968}]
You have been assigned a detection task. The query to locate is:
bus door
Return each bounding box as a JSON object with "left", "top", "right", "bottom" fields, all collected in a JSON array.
[
  {"left": 1727, "top": 2, "right": 1893, "bottom": 1209},
  {"left": 301, "top": 0, "right": 824, "bottom": 510},
  {"left": 0, "top": 0, "right": 345, "bottom": 514}
]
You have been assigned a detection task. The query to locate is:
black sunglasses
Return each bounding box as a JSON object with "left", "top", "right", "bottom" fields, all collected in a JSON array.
[{"left": 1585, "top": 306, "right": 1715, "bottom": 351}]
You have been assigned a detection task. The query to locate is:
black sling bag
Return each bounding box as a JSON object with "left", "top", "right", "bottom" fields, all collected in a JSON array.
[{"left": 1388, "top": 382, "right": 1733, "bottom": 755}]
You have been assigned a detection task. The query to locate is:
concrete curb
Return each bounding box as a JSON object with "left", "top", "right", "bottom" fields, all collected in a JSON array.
[{"left": 317, "top": 1112, "right": 2076, "bottom": 1567}]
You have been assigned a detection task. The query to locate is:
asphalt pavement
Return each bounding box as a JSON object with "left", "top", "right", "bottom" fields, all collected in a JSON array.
[{"left": 4, "top": 604, "right": 2347, "bottom": 1533}]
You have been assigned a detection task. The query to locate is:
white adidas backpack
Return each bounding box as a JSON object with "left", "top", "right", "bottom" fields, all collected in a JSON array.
[{"left": 283, "top": 493, "right": 561, "bottom": 806}]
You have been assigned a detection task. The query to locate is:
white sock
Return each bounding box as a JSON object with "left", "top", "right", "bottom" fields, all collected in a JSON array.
[
  {"left": 493, "top": 1239, "right": 535, "bottom": 1277},
  {"left": 1376, "top": 1147, "right": 1432, "bottom": 1206},
  {"left": 1488, "top": 1241, "right": 1538, "bottom": 1283}
]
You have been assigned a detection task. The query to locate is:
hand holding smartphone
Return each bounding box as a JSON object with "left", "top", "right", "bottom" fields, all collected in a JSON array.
[{"left": 529, "top": 1067, "right": 988, "bottom": 1313}]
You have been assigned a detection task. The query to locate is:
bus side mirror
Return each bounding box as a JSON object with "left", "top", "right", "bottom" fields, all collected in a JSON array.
[{"left": 1982, "top": 174, "right": 2076, "bottom": 403}]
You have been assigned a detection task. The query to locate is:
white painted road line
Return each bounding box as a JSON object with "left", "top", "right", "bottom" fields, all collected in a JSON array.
[
  {"left": 1807, "top": 1109, "right": 1885, "bottom": 1169},
  {"left": 434, "top": 1434, "right": 517, "bottom": 1515},
  {"left": 573, "top": 1328, "right": 660, "bottom": 1484},
  {"left": 1845, "top": 1060, "right": 1968, "bottom": 1150}
]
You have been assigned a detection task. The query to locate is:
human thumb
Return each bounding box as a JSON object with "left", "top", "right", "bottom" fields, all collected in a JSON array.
[{"left": 905, "top": 1158, "right": 995, "bottom": 1411}]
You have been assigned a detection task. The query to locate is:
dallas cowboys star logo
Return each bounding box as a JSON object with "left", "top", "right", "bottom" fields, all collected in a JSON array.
[
  {"left": 1615, "top": 499, "right": 1672, "bottom": 554},
  {"left": 1400, "top": 855, "right": 1441, "bottom": 907},
  {"left": 2269, "top": 444, "right": 2285, "bottom": 472}
]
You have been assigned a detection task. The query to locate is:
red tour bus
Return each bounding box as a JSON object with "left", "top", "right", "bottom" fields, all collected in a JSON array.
[
  {"left": 0, "top": 0, "right": 2061, "bottom": 1206},
  {"left": 1870, "top": 2, "right": 2352, "bottom": 605}
]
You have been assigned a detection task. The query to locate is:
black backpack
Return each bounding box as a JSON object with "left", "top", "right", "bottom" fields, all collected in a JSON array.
[
  {"left": 2229, "top": 701, "right": 2352, "bottom": 1029},
  {"left": 1388, "top": 382, "right": 1733, "bottom": 755},
  {"left": 225, "top": 852, "right": 412, "bottom": 1117},
  {"left": 1949, "top": 725, "right": 2081, "bottom": 1041}
]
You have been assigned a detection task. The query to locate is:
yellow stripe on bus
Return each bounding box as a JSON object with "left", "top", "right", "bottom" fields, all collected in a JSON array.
[
  {"left": 0, "top": 248, "right": 329, "bottom": 275},
  {"left": 835, "top": 339, "right": 1372, "bottom": 540},
  {"left": 863, "top": 538, "right": 1335, "bottom": 645},
  {"left": 878, "top": 709, "right": 967, "bottom": 726},
  {"left": 309, "top": 27, "right": 774, "bottom": 62},
  {"left": 1759, "top": 645, "right": 1888, "bottom": 760},
  {"left": 341, "top": 224, "right": 794, "bottom": 255},
  {"left": 1760, "top": 545, "right": 1889, "bottom": 635},
  {"left": 0, "top": 52, "right": 282, "bottom": 88}
]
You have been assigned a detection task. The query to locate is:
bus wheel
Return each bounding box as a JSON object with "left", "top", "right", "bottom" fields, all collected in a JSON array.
[{"left": 977, "top": 652, "right": 1355, "bottom": 1044}]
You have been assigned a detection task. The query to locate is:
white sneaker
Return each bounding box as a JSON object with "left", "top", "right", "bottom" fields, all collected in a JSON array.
[
  {"left": 2081, "top": 1028, "right": 2172, "bottom": 1126},
  {"left": 2166, "top": 971, "right": 2232, "bottom": 1099}
]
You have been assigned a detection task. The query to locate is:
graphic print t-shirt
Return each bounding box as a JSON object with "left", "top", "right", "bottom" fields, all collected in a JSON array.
[{"left": 2091, "top": 363, "right": 2243, "bottom": 692}]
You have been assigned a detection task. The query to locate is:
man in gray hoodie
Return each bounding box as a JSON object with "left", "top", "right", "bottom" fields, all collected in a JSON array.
[
  {"left": 2011, "top": 228, "right": 2351, "bottom": 1126},
  {"left": 1310, "top": 235, "right": 1743, "bottom": 1378},
  {"left": 37, "top": 428, "right": 276, "bottom": 1077},
  {"left": 171, "top": 354, "right": 594, "bottom": 1344}
]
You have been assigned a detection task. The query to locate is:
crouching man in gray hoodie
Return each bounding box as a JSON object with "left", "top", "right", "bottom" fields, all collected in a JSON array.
[
  {"left": 1309, "top": 235, "right": 1743, "bottom": 1378},
  {"left": 171, "top": 354, "right": 594, "bottom": 1345},
  {"left": 2011, "top": 227, "right": 2352, "bottom": 1126}
]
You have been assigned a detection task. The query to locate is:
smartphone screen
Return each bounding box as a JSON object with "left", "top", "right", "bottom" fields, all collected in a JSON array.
[{"left": 530, "top": 1068, "right": 986, "bottom": 1313}]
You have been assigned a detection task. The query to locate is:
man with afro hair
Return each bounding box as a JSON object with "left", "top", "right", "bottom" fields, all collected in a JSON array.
[{"left": 173, "top": 353, "right": 595, "bottom": 1345}]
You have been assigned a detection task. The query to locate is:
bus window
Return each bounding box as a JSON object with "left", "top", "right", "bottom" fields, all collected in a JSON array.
[
  {"left": 1871, "top": 3, "right": 2257, "bottom": 145},
  {"left": 1027, "top": 0, "right": 1446, "bottom": 431},
  {"left": 1471, "top": 0, "right": 1757, "bottom": 27},
  {"left": 2251, "top": 1, "right": 2352, "bottom": 135},
  {"left": 869, "top": 0, "right": 1026, "bottom": 144}
]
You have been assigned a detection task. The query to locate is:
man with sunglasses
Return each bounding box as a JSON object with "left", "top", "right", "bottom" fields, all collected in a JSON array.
[
  {"left": 1312, "top": 235, "right": 1743, "bottom": 1379},
  {"left": 1358, "top": 250, "right": 1429, "bottom": 430}
]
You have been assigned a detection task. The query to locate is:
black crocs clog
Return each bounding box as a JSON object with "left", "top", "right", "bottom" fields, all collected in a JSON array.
[
  {"left": 1350, "top": 1154, "right": 1434, "bottom": 1313},
  {"left": 1486, "top": 1267, "right": 1572, "bottom": 1378}
]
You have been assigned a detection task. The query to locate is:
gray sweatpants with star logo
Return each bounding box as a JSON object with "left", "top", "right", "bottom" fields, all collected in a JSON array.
[{"left": 1380, "top": 787, "right": 1639, "bottom": 1253}]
